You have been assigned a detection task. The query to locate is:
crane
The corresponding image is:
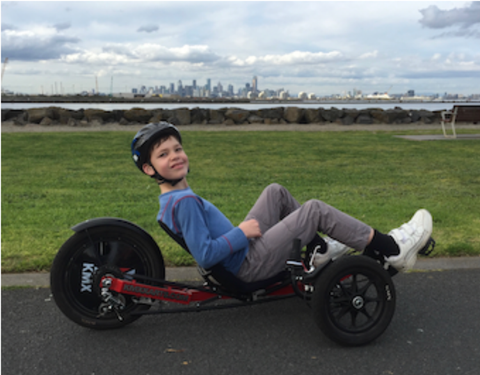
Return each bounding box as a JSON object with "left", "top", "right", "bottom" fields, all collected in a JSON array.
[{"left": 1, "top": 57, "right": 8, "bottom": 80}]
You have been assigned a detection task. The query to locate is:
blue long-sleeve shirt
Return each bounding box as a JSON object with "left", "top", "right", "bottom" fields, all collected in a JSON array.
[{"left": 157, "top": 187, "right": 249, "bottom": 275}]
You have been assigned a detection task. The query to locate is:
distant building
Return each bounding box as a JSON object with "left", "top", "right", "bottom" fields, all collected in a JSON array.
[
  {"left": 115, "top": 92, "right": 134, "bottom": 98},
  {"left": 279, "top": 91, "right": 289, "bottom": 100},
  {"left": 252, "top": 76, "right": 258, "bottom": 93},
  {"left": 177, "top": 80, "right": 183, "bottom": 96}
]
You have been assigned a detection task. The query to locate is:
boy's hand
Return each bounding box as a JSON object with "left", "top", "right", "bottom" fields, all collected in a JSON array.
[{"left": 239, "top": 219, "right": 262, "bottom": 239}]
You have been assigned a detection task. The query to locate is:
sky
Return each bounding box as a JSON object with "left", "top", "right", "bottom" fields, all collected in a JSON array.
[{"left": 1, "top": 0, "right": 480, "bottom": 96}]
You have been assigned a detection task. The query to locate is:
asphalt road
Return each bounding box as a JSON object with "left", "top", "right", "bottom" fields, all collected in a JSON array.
[{"left": 2, "top": 269, "right": 480, "bottom": 375}]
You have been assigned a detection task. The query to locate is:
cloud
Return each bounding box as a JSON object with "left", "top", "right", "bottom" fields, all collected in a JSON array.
[
  {"left": 1, "top": 23, "right": 16, "bottom": 31},
  {"left": 359, "top": 50, "right": 379, "bottom": 59},
  {"left": 142, "top": 44, "right": 220, "bottom": 63},
  {"left": 1, "top": 28, "right": 80, "bottom": 61},
  {"left": 432, "top": 29, "right": 480, "bottom": 39},
  {"left": 137, "top": 25, "right": 158, "bottom": 33},
  {"left": 225, "top": 51, "right": 346, "bottom": 67},
  {"left": 53, "top": 22, "right": 71, "bottom": 31},
  {"left": 419, "top": 2, "right": 480, "bottom": 29},
  {"left": 400, "top": 70, "right": 480, "bottom": 79},
  {"left": 102, "top": 44, "right": 137, "bottom": 59},
  {"left": 62, "top": 43, "right": 221, "bottom": 65}
]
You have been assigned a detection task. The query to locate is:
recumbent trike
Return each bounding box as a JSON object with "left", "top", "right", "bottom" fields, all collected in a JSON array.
[{"left": 50, "top": 217, "right": 435, "bottom": 346}]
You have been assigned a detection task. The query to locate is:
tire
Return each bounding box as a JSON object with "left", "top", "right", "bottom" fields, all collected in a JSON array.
[
  {"left": 50, "top": 225, "right": 165, "bottom": 329},
  {"left": 312, "top": 256, "right": 396, "bottom": 346}
]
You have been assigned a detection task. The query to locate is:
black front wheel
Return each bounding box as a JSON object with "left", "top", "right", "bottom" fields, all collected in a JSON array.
[
  {"left": 311, "top": 256, "right": 396, "bottom": 346},
  {"left": 50, "top": 225, "right": 165, "bottom": 329}
]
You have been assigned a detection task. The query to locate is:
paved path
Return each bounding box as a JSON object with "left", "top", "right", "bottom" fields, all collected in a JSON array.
[{"left": 2, "top": 269, "right": 480, "bottom": 375}]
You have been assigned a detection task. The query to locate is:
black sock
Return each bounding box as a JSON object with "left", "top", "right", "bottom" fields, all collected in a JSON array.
[
  {"left": 365, "top": 229, "right": 400, "bottom": 257},
  {"left": 307, "top": 233, "right": 327, "bottom": 254}
]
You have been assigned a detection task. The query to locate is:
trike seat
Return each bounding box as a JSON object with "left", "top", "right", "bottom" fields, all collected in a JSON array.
[{"left": 158, "top": 221, "right": 289, "bottom": 295}]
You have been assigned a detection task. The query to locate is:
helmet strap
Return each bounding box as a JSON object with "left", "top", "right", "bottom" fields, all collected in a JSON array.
[{"left": 148, "top": 163, "right": 185, "bottom": 187}]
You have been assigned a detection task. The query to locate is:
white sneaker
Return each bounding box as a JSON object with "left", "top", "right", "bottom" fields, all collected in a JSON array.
[
  {"left": 312, "top": 237, "right": 350, "bottom": 268},
  {"left": 387, "top": 209, "right": 433, "bottom": 272}
]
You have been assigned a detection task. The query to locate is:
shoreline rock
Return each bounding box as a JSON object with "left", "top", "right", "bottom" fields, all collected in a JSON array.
[{"left": 1, "top": 106, "right": 446, "bottom": 128}]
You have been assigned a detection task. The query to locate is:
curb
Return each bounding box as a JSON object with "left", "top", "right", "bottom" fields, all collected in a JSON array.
[{"left": 2, "top": 257, "right": 480, "bottom": 288}]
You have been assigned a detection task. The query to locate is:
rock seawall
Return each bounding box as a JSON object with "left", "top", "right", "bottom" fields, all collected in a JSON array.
[{"left": 1, "top": 106, "right": 443, "bottom": 127}]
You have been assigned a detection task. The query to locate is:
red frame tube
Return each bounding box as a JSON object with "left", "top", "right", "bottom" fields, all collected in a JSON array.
[{"left": 105, "top": 277, "right": 298, "bottom": 305}]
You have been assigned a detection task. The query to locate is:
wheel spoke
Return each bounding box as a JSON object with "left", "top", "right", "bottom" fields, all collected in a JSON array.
[
  {"left": 83, "top": 243, "right": 103, "bottom": 266},
  {"left": 332, "top": 297, "right": 350, "bottom": 307},
  {"left": 358, "top": 307, "right": 373, "bottom": 322},
  {"left": 357, "top": 279, "right": 373, "bottom": 296},
  {"left": 350, "top": 309, "right": 359, "bottom": 327},
  {"left": 365, "top": 296, "right": 381, "bottom": 303},
  {"left": 337, "top": 281, "right": 351, "bottom": 298},
  {"left": 106, "top": 241, "right": 121, "bottom": 265},
  {"left": 329, "top": 270, "right": 386, "bottom": 331},
  {"left": 351, "top": 274, "right": 359, "bottom": 294},
  {"left": 335, "top": 305, "right": 351, "bottom": 321}
]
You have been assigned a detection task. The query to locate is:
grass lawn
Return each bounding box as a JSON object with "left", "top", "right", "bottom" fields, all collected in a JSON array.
[{"left": 2, "top": 129, "right": 480, "bottom": 273}]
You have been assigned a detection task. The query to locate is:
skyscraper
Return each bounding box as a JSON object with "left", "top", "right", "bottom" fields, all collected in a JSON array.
[
  {"left": 252, "top": 76, "right": 258, "bottom": 93},
  {"left": 178, "top": 80, "right": 183, "bottom": 96}
]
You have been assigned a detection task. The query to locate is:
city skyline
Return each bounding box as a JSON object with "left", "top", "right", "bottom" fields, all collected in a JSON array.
[
  {"left": 124, "top": 75, "right": 478, "bottom": 100},
  {"left": 5, "top": 72, "right": 477, "bottom": 101},
  {"left": 2, "top": 1, "right": 480, "bottom": 96}
]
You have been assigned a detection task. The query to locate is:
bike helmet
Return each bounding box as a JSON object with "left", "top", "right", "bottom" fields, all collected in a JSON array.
[{"left": 131, "top": 122, "right": 185, "bottom": 185}]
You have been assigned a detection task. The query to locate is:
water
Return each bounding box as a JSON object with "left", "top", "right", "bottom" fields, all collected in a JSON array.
[{"left": 1, "top": 101, "right": 477, "bottom": 112}]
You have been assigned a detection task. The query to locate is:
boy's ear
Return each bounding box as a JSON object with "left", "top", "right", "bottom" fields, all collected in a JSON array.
[{"left": 142, "top": 163, "right": 155, "bottom": 176}]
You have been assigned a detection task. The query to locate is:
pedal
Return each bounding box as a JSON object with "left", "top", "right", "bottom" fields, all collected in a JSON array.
[
  {"left": 285, "top": 259, "right": 306, "bottom": 276},
  {"left": 419, "top": 237, "right": 436, "bottom": 256},
  {"left": 286, "top": 238, "right": 308, "bottom": 276}
]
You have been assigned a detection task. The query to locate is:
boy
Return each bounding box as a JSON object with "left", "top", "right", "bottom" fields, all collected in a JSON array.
[{"left": 131, "top": 122, "right": 433, "bottom": 283}]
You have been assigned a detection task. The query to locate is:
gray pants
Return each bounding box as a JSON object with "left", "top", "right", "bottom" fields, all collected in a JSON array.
[{"left": 236, "top": 184, "right": 372, "bottom": 282}]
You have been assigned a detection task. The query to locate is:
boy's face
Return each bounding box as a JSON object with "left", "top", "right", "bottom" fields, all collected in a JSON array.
[{"left": 142, "top": 135, "right": 189, "bottom": 184}]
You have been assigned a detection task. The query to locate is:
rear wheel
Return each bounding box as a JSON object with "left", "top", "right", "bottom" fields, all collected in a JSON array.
[
  {"left": 50, "top": 225, "right": 164, "bottom": 329},
  {"left": 312, "top": 256, "right": 396, "bottom": 346}
]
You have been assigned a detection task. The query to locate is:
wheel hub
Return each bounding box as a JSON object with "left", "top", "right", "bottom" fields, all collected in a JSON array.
[{"left": 352, "top": 295, "right": 364, "bottom": 310}]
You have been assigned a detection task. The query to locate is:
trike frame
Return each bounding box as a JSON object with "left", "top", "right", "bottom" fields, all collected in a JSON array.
[{"left": 50, "top": 217, "right": 434, "bottom": 346}]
